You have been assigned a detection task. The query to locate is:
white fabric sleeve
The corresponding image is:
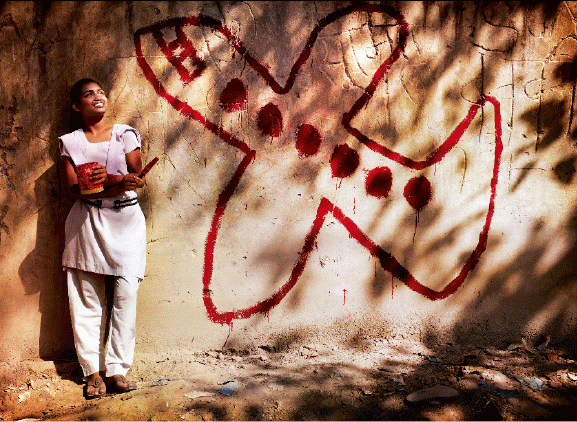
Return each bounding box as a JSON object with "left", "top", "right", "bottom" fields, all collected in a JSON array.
[
  {"left": 121, "top": 129, "right": 141, "bottom": 153},
  {"left": 59, "top": 138, "right": 71, "bottom": 157}
]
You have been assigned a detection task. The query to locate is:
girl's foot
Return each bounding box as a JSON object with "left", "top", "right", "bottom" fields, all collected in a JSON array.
[
  {"left": 106, "top": 374, "right": 137, "bottom": 394},
  {"left": 84, "top": 373, "right": 106, "bottom": 399}
]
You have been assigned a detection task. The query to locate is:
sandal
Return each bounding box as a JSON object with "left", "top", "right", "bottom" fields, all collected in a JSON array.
[
  {"left": 106, "top": 374, "right": 137, "bottom": 394},
  {"left": 84, "top": 376, "right": 105, "bottom": 400}
]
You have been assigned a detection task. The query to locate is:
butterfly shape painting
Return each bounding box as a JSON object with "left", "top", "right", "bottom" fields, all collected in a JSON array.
[{"left": 134, "top": 2, "right": 502, "bottom": 325}]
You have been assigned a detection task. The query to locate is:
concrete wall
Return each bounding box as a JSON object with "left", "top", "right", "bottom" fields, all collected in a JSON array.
[{"left": 2, "top": 1, "right": 577, "bottom": 362}]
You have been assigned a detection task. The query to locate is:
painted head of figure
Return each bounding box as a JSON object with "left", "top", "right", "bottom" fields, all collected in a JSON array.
[{"left": 69, "top": 78, "right": 108, "bottom": 125}]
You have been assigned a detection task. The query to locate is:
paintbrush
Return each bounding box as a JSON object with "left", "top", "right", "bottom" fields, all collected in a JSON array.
[{"left": 138, "top": 156, "right": 159, "bottom": 178}]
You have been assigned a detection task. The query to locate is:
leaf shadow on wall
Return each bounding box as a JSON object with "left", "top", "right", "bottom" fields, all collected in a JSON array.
[
  {"left": 210, "top": 1, "right": 577, "bottom": 363},
  {"left": 421, "top": 52, "right": 577, "bottom": 355},
  {"left": 194, "top": 2, "right": 577, "bottom": 420}
]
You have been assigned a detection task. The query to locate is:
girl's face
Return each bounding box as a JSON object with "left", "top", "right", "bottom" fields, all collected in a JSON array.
[{"left": 73, "top": 82, "right": 108, "bottom": 118}]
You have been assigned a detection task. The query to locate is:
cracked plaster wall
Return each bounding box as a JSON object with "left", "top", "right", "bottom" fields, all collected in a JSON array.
[{"left": 1, "top": 1, "right": 577, "bottom": 362}]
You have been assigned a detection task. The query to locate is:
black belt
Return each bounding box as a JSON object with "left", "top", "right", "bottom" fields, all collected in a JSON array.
[{"left": 82, "top": 198, "right": 138, "bottom": 210}]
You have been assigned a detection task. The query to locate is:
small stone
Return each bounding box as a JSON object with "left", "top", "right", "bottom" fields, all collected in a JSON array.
[
  {"left": 518, "top": 377, "right": 545, "bottom": 391},
  {"left": 268, "top": 383, "right": 284, "bottom": 391},
  {"left": 546, "top": 352, "right": 559, "bottom": 362},
  {"left": 389, "top": 375, "right": 405, "bottom": 385},
  {"left": 18, "top": 391, "right": 31, "bottom": 403},
  {"left": 39, "top": 388, "right": 56, "bottom": 399},
  {"left": 406, "top": 385, "right": 458, "bottom": 404},
  {"left": 360, "top": 386, "right": 374, "bottom": 395},
  {"left": 185, "top": 391, "right": 215, "bottom": 399}
]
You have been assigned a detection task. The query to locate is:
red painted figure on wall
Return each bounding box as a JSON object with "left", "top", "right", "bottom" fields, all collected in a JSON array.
[{"left": 134, "top": 3, "right": 502, "bottom": 326}]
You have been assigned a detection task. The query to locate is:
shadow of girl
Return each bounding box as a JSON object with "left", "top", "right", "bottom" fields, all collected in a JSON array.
[{"left": 18, "top": 164, "right": 76, "bottom": 363}]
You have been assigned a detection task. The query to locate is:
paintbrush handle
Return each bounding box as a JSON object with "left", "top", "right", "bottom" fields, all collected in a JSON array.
[{"left": 138, "top": 156, "right": 159, "bottom": 178}]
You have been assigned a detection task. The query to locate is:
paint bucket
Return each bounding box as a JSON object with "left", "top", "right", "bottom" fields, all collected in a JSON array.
[{"left": 75, "top": 162, "right": 104, "bottom": 195}]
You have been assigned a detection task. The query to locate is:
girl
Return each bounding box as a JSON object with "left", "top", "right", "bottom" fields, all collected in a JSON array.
[{"left": 60, "top": 78, "right": 146, "bottom": 399}]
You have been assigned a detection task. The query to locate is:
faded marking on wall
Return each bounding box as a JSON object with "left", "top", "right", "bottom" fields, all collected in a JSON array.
[
  {"left": 0, "top": 205, "right": 8, "bottom": 243},
  {"left": 134, "top": 3, "right": 503, "bottom": 326}
]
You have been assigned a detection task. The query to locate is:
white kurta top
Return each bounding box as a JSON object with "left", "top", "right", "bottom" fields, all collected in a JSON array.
[{"left": 60, "top": 124, "right": 146, "bottom": 278}]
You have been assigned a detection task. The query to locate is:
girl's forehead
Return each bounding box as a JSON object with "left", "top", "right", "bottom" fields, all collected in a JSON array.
[{"left": 81, "top": 82, "right": 103, "bottom": 93}]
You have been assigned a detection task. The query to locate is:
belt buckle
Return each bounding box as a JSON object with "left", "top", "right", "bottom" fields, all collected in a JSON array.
[{"left": 114, "top": 199, "right": 121, "bottom": 209}]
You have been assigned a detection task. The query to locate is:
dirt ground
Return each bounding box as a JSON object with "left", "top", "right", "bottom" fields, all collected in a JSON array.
[{"left": 2, "top": 338, "right": 577, "bottom": 421}]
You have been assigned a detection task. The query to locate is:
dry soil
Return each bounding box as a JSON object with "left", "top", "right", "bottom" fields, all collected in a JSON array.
[{"left": 2, "top": 339, "right": 577, "bottom": 421}]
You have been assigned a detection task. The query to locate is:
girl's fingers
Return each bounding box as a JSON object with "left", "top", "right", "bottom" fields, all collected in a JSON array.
[
  {"left": 121, "top": 174, "right": 145, "bottom": 190},
  {"left": 90, "top": 166, "right": 107, "bottom": 181}
]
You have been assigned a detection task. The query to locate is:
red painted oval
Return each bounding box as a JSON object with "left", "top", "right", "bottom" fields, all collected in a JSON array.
[
  {"left": 295, "top": 124, "right": 322, "bottom": 157},
  {"left": 404, "top": 175, "right": 432, "bottom": 211},
  {"left": 366, "top": 167, "right": 393, "bottom": 198},
  {"left": 330, "top": 144, "right": 360, "bottom": 178},
  {"left": 257, "top": 103, "right": 283, "bottom": 137},
  {"left": 220, "top": 78, "right": 247, "bottom": 112}
]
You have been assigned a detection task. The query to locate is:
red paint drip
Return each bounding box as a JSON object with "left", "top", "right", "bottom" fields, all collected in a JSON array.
[
  {"left": 365, "top": 166, "right": 393, "bottom": 198},
  {"left": 220, "top": 78, "right": 247, "bottom": 112},
  {"left": 295, "top": 123, "right": 322, "bottom": 157},
  {"left": 330, "top": 144, "right": 360, "bottom": 178},
  {"left": 257, "top": 103, "right": 283, "bottom": 137},
  {"left": 413, "top": 213, "right": 419, "bottom": 243},
  {"left": 343, "top": 289, "right": 347, "bottom": 305},
  {"left": 404, "top": 176, "right": 431, "bottom": 242}
]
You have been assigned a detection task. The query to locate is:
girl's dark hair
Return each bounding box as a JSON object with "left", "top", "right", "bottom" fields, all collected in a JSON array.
[
  {"left": 68, "top": 78, "right": 102, "bottom": 131},
  {"left": 70, "top": 78, "right": 102, "bottom": 105}
]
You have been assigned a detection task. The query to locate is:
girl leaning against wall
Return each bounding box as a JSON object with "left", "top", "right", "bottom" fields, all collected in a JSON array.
[{"left": 59, "top": 78, "right": 146, "bottom": 399}]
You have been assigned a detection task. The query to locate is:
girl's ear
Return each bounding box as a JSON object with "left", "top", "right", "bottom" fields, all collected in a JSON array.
[{"left": 71, "top": 102, "right": 80, "bottom": 112}]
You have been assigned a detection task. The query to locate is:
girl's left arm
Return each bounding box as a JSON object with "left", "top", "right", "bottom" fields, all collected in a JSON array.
[{"left": 121, "top": 148, "right": 145, "bottom": 191}]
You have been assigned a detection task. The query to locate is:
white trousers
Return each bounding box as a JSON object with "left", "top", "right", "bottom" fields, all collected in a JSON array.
[{"left": 66, "top": 268, "right": 141, "bottom": 378}]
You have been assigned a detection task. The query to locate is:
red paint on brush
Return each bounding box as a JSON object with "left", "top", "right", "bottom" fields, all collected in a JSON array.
[{"left": 138, "top": 156, "right": 159, "bottom": 178}]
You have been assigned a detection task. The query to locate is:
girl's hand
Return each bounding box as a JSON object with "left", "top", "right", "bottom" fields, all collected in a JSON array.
[
  {"left": 121, "top": 173, "right": 145, "bottom": 191},
  {"left": 90, "top": 164, "right": 108, "bottom": 185}
]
